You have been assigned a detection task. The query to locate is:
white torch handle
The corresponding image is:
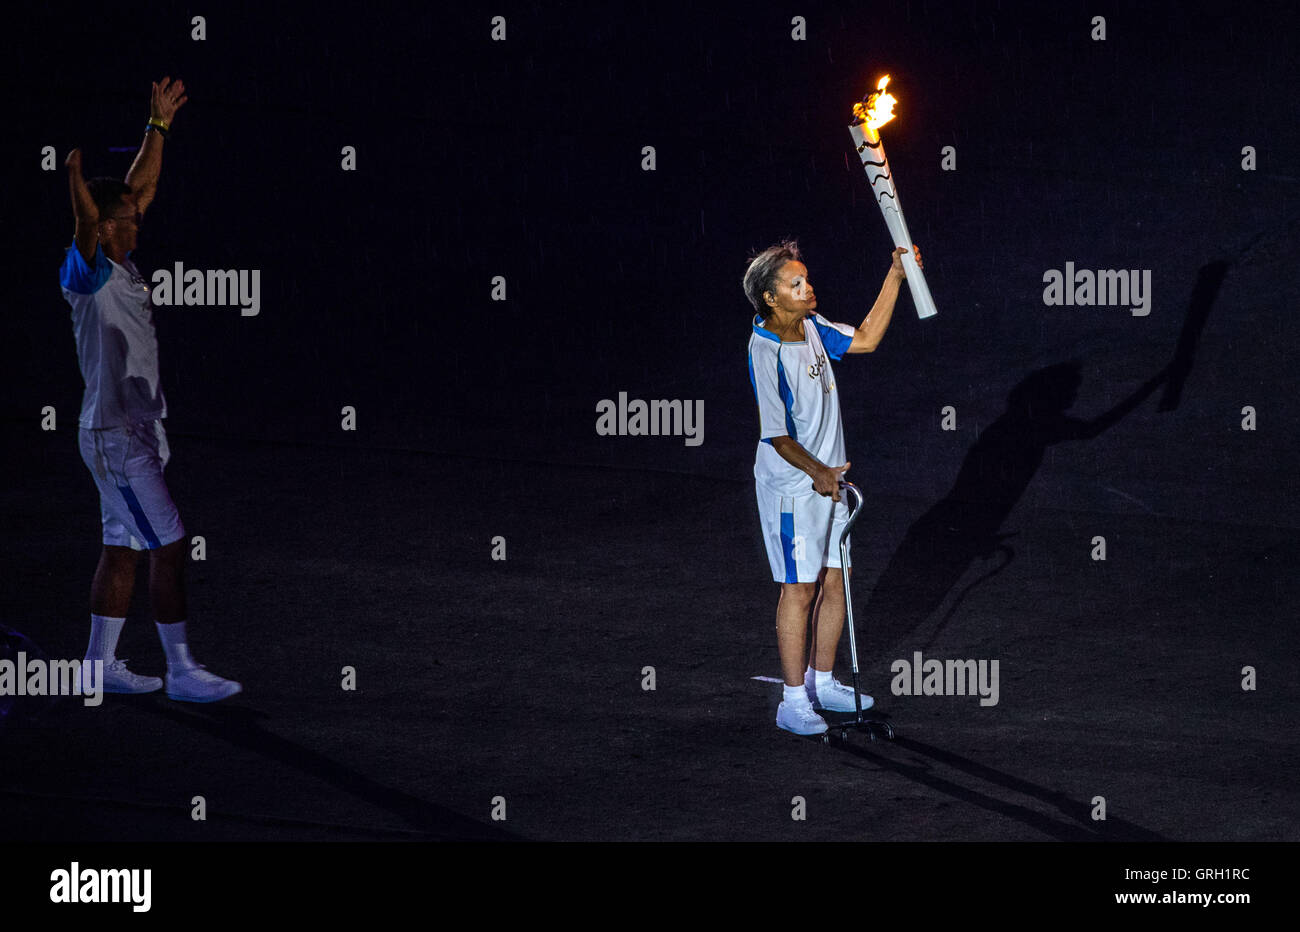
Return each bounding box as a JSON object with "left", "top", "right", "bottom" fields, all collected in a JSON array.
[
  {"left": 899, "top": 250, "right": 937, "bottom": 320},
  {"left": 849, "top": 123, "right": 938, "bottom": 319}
]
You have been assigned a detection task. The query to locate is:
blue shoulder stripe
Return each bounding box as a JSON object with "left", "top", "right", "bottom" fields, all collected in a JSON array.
[
  {"left": 811, "top": 316, "right": 853, "bottom": 360},
  {"left": 60, "top": 243, "right": 111, "bottom": 295}
]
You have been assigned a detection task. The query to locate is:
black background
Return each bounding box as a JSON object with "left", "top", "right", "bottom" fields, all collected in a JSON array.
[{"left": 1, "top": 0, "right": 1297, "bottom": 873}]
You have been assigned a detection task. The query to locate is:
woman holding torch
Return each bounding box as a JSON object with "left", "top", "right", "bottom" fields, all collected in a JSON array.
[{"left": 744, "top": 242, "right": 921, "bottom": 735}]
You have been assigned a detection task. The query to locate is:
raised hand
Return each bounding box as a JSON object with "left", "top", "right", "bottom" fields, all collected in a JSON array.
[
  {"left": 150, "top": 77, "right": 188, "bottom": 126},
  {"left": 66, "top": 147, "right": 98, "bottom": 223},
  {"left": 890, "top": 244, "right": 923, "bottom": 278},
  {"left": 66, "top": 147, "right": 99, "bottom": 260}
]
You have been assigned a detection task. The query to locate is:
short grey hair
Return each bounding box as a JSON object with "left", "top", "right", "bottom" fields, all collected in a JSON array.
[{"left": 742, "top": 239, "right": 802, "bottom": 320}]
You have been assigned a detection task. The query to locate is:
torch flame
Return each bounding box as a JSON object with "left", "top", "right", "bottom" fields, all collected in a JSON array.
[{"left": 852, "top": 74, "right": 898, "bottom": 133}]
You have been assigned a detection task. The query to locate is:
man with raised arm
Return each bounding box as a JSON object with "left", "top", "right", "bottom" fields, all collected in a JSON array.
[{"left": 60, "top": 77, "right": 241, "bottom": 702}]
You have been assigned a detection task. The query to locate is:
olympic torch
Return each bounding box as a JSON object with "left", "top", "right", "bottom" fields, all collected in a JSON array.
[{"left": 848, "top": 76, "right": 938, "bottom": 319}]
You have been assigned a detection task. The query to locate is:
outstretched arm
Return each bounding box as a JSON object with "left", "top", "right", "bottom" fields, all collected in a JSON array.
[
  {"left": 847, "top": 245, "right": 922, "bottom": 353},
  {"left": 66, "top": 149, "right": 98, "bottom": 264},
  {"left": 125, "top": 76, "right": 187, "bottom": 215}
]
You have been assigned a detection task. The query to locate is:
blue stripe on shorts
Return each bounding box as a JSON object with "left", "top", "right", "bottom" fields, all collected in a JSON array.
[
  {"left": 116, "top": 484, "right": 164, "bottom": 550},
  {"left": 779, "top": 508, "right": 798, "bottom": 584}
]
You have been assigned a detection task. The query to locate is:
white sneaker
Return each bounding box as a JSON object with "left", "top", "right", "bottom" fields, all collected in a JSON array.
[
  {"left": 91, "top": 659, "right": 163, "bottom": 694},
  {"left": 806, "top": 673, "right": 874, "bottom": 712},
  {"left": 166, "top": 664, "right": 242, "bottom": 703},
  {"left": 776, "top": 701, "right": 828, "bottom": 735}
]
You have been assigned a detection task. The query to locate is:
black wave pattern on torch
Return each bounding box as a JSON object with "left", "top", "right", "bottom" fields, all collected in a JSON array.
[
  {"left": 854, "top": 134, "right": 907, "bottom": 224},
  {"left": 847, "top": 116, "right": 936, "bottom": 317}
]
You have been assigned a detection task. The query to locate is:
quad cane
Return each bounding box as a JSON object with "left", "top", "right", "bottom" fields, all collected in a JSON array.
[{"left": 824, "top": 481, "right": 896, "bottom": 744}]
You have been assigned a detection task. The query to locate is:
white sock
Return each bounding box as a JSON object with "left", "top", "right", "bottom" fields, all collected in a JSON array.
[
  {"left": 155, "top": 620, "right": 197, "bottom": 671},
  {"left": 783, "top": 684, "right": 811, "bottom": 707},
  {"left": 804, "top": 665, "right": 833, "bottom": 689},
  {"left": 86, "top": 615, "right": 126, "bottom": 663}
]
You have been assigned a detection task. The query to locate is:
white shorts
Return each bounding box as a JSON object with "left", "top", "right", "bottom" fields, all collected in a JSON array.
[
  {"left": 78, "top": 420, "right": 185, "bottom": 551},
  {"left": 755, "top": 482, "right": 851, "bottom": 583}
]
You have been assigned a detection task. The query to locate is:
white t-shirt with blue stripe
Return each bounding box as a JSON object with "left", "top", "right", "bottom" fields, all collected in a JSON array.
[
  {"left": 748, "top": 312, "right": 855, "bottom": 496},
  {"left": 59, "top": 243, "right": 166, "bottom": 429}
]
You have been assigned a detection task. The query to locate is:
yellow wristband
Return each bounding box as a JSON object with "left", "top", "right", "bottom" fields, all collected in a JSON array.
[{"left": 147, "top": 117, "right": 170, "bottom": 131}]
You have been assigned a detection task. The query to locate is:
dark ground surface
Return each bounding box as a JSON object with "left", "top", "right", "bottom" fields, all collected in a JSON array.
[
  {"left": 1, "top": 1, "right": 1299, "bottom": 844},
  {"left": 3, "top": 428, "right": 1298, "bottom": 842}
]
